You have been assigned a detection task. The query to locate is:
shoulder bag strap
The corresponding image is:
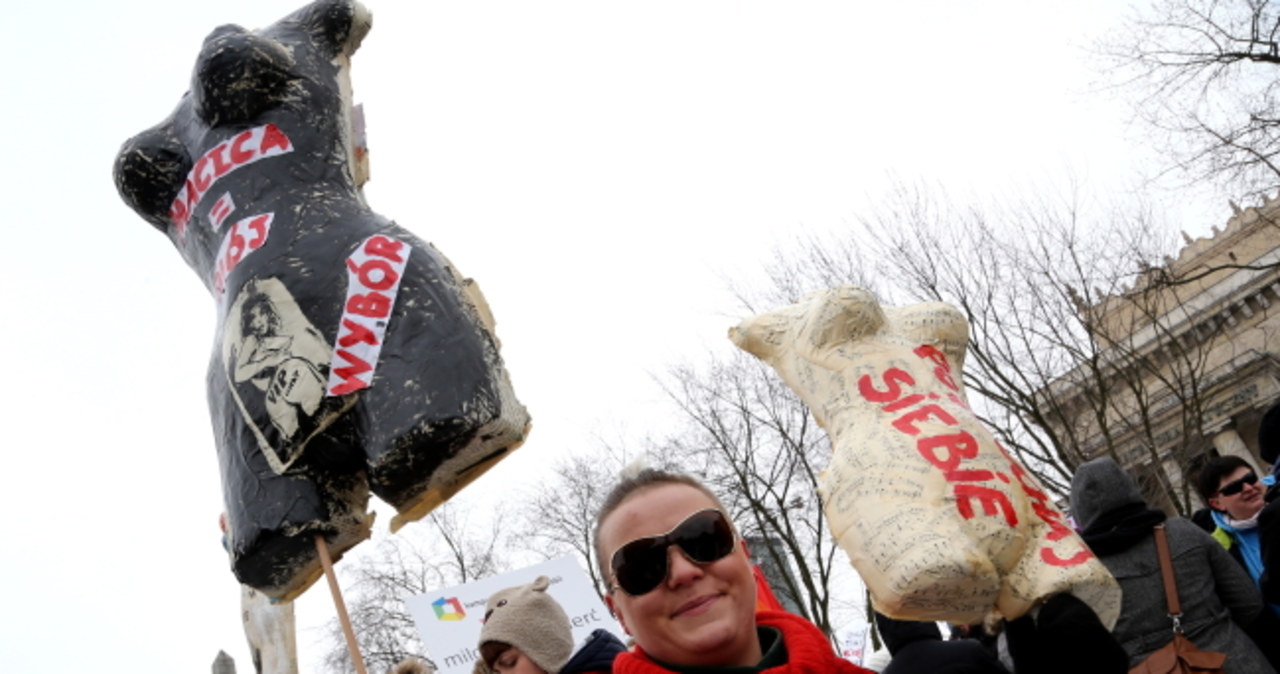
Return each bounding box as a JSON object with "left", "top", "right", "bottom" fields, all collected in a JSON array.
[{"left": 1152, "top": 523, "right": 1183, "bottom": 630}]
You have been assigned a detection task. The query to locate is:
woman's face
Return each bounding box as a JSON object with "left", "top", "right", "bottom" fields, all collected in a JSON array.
[
  {"left": 598, "top": 483, "right": 760, "bottom": 668},
  {"left": 1209, "top": 465, "right": 1266, "bottom": 521},
  {"left": 246, "top": 302, "right": 273, "bottom": 336},
  {"left": 491, "top": 646, "right": 545, "bottom": 674}
]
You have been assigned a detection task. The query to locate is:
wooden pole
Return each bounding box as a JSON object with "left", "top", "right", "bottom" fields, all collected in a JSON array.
[{"left": 315, "top": 535, "right": 369, "bottom": 674}]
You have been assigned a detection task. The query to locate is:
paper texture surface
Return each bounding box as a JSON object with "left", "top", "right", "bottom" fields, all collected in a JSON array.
[{"left": 731, "top": 285, "right": 1120, "bottom": 627}]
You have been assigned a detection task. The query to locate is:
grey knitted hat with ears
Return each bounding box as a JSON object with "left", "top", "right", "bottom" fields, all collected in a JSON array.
[{"left": 477, "top": 575, "right": 574, "bottom": 674}]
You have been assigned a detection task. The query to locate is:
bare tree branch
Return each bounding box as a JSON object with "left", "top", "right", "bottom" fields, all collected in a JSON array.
[
  {"left": 320, "top": 503, "right": 510, "bottom": 674},
  {"left": 1099, "top": 0, "right": 1280, "bottom": 199}
]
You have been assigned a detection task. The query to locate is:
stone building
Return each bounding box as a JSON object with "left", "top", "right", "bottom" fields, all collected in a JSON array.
[{"left": 1038, "top": 196, "right": 1279, "bottom": 513}]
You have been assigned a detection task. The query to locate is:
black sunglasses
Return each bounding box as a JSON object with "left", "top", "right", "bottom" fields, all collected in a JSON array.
[
  {"left": 609, "top": 508, "right": 736, "bottom": 596},
  {"left": 1217, "top": 472, "right": 1259, "bottom": 497}
]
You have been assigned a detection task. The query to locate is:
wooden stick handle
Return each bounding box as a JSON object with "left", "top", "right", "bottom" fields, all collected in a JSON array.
[{"left": 316, "top": 534, "right": 369, "bottom": 674}]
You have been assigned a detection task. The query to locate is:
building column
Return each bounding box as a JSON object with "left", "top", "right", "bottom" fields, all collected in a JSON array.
[{"left": 1213, "top": 428, "right": 1263, "bottom": 473}]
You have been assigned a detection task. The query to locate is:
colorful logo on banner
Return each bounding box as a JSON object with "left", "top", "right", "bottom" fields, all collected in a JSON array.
[{"left": 432, "top": 596, "right": 466, "bottom": 621}]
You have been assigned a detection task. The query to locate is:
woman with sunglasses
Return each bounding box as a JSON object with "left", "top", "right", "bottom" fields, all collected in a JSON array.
[
  {"left": 1070, "top": 457, "right": 1274, "bottom": 674},
  {"left": 593, "top": 468, "right": 870, "bottom": 674},
  {"left": 1197, "top": 456, "right": 1277, "bottom": 605},
  {"left": 1198, "top": 455, "right": 1280, "bottom": 668}
]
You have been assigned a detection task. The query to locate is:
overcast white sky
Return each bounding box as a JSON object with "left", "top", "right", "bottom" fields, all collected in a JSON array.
[{"left": 0, "top": 1, "right": 1229, "bottom": 672}]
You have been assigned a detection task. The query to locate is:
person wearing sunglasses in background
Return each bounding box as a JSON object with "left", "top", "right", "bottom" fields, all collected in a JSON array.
[
  {"left": 592, "top": 467, "right": 871, "bottom": 674},
  {"left": 1197, "top": 454, "right": 1280, "bottom": 670},
  {"left": 1199, "top": 456, "right": 1276, "bottom": 595}
]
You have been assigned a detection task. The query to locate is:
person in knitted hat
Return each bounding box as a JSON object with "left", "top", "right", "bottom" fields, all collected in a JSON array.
[
  {"left": 474, "top": 573, "right": 628, "bottom": 674},
  {"left": 476, "top": 576, "right": 576, "bottom": 674}
]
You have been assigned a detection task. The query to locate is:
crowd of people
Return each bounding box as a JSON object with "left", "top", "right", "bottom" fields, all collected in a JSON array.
[{"left": 392, "top": 401, "right": 1280, "bottom": 674}]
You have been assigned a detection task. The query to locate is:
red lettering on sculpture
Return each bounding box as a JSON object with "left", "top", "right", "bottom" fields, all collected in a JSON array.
[
  {"left": 193, "top": 156, "right": 213, "bottom": 192},
  {"left": 209, "top": 194, "right": 235, "bottom": 229},
  {"left": 226, "top": 230, "right": 246, "bottom": 268},
  {"left": 212, "top": 213, "right": 273, "bottom": 296},
  {"left": 229, "top": 130, "right": 254, "bottom": 163},
  {"left": 914, "top": 344, "right": 960, "bottom": 392},
  {"left": 1031, "top": 502, "right": 1076, "bottom": 542},
  {"left": 170, "top": 200, "right": 189, "bottom": 232},
  {"left": 943, "top": 468, "right": 996, "bottom": 483},
  {"left": 346, "top": 293, "right": 392, "bottom": 319},
  {"left": 858, "top": 347, "right": 1094, "bottom": 564},
  {"left": 891, "top": 404, "right": 957, "bottom": 436},
  {"left": 954, "top": 484, "right": 1018, "bottom": 527},
  {"left": 329, "top": 349, "right": 373, "bottom": 396},
  {"left": 326, "top": 235, "right": 411, "bottom": 397},
  {"left": 246, "top": 214, "right": 268, "bottom": 247},
  {"left": 259, "top": 123, "right": 292, "bottom": 154},
  {"left": 345, "top": 258, "right": 399, "bottom": 292},
  {"left": 996, "top": 441, "right": 1094, "bottom": 566},
  {"left": 183, "top": 175, "right": 199, "bottom": 220},
  {"left": 210, "top": 142, "right": 234, "bottom": 178},
  {"left": 858, "top": 368, "right": 916, "bottom": 403},
  {"left": 168, "top": 124, "right": 295, "bottom": 232},
  {"left": 883, "top": 393, "right": 925, "bottom": 413},
  {"left": 363, "top": 235, "right": 406, "bottom": 263},
  {"left": 337, "top": 319, "right": 379, "bottom": 348},
  {"left": 916, "top": 430, "right": 980, "bottom": 472},
  {"left": 1041, "top": 547, "right": 1094, "bottom": 567}
]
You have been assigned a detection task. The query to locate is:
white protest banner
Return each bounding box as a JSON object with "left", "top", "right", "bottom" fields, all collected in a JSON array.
[
  {"left": 838, "top": 625, "right": 869, "bottom": 665},
  {"left": 406, "top": 555, "right": 623, "bottom": 674}
]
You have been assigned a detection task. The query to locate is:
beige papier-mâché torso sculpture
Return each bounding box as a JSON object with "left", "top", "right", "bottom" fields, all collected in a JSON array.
[{"left": 730, "top": 285, "right": 1120, "bottom": 627}]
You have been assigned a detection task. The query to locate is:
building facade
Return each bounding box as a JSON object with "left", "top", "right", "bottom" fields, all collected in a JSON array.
[{"left": 1039, "top": 197, "right": 1279, "bottom": 513}]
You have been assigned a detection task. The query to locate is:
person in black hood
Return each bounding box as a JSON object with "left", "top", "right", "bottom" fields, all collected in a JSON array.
[
  {"left": 1069, "top": 457, "right": 1274, "bottom": 674},
  {"left": 560, "top": 629, "right": 628, "bottom": 674},
  {"left": 874, "top": 612, "right": 1009, "bottom": 674}
]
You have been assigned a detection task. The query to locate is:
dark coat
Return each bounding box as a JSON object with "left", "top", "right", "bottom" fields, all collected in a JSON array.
[
  {"left": 1070, "top": 458, "right": 1274, "bottom": 674},
  {"left": 1002, "top": 592, "right": 1129, "bottom": 674},
  {"left": 1243, "top": 486, "right": 1280, "bottom": 670},
  {"left": 1192, "top": 488, "right": 1280, "bottom": 670},
  {"left": 561, "top": 629, "right": 627, "bottom": 674},
  {"left": 875, "top": 612, "right": 1009, "bottom": 674},
  {"left": 1260, "top": 490, "right": 1280, "bottom": 605}
]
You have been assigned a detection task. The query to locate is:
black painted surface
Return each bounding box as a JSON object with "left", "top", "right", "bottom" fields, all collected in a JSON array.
[{"left": 114, "top": 0, "right": 529, "bottom": 597}]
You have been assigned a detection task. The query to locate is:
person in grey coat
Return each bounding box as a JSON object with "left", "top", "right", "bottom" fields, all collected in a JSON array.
[{"left": 1070, "top": 457, "right": 1274, "bottom": 674}]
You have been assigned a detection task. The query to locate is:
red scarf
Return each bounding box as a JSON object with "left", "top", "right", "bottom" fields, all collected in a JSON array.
[{"left": 613, "top": 611, "right": 872, "bottom": 674}]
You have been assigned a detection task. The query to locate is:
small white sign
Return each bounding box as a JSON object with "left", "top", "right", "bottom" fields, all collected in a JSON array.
[
  {"left": 839, "top": 624, "right": 869, "bottom": 665},
  {"left": 406, "top": 556, "right": 624, "bottom": 674}
]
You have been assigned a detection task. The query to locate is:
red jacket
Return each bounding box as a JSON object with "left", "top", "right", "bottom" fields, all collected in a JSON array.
[{"left": 612, "top": 611, "right": 872, "bottom": 674}]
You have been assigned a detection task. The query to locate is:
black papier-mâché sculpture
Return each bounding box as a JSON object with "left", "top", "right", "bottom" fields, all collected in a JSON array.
[{"left": 114, "top": 0, "right": 530, "bottom": 600}]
